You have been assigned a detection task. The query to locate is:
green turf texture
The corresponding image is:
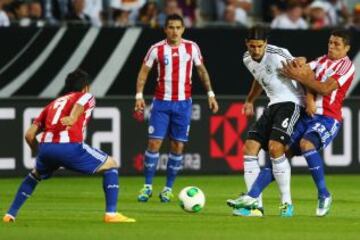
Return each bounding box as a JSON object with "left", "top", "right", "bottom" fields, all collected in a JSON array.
[{"left": 1, "top": 175, "right": 359, "bottom": 240}]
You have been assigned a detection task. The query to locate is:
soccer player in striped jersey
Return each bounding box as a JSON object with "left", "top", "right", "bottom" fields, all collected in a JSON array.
[
  {"left": 134, "top": 14, "right": 219, "bottom": 203},
  {"left": 3, "top": 69, "right": 135, "bottom": 223},
  {"left": 281, "top": 30, "right": 355, "bottom": 216},
  {"left": 226, "top": 26, "right": 305, "bottom": 217}
]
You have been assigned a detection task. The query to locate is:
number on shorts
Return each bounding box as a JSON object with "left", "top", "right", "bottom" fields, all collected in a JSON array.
[
  {"left": 51, "top": 97, "right": 68, "bottom": 125},
  {"left": 312, "top": 122, "right": 326, "bottom": 133},
  {"left": 281, "top": 118, "right": 289, "bottom": 128}
]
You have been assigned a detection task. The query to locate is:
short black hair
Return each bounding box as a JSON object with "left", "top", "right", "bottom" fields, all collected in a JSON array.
[
  {"left": 63, "top": 69, "right": 89, "bottom": 94},
  {"left": 246, "top": 25, "right": 269, "bottom": 41},
  {"left": 331, "top": 29, "right": 351, "bottom": 46},
  {"left": 165, "top": 14, "right": 184, "bottom": 27}
]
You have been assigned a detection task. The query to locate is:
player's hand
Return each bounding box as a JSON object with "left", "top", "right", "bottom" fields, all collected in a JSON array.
[
  {"left": 208, "top": 97, "right": 219, "bottom": 114},
  {"left": 60, "top": 116, "right": 76, "bottom": 127},
  {"left": 280, "top": 60, "right": 313, "bottom": 82},
  {"left": 242, "top": 102, "right": 254, "bottom": 117},
  {"left": 293, "top": 57, "right": 307, "bottom": 66},
  {"left": 134, "top": 99, "right": 145, "bottom": 112},
  {"left": 133, "top": 99, "right": 146, "bottom": 122}
]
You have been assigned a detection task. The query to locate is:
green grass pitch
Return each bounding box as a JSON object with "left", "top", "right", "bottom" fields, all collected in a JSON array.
[{"left": 1, "top": 175, "right": 359, "bottom": 240}]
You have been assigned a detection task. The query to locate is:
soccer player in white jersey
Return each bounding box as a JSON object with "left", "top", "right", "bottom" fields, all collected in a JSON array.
[
  {"left": 226, "top": 26, "right": 305, "bottom": 217},
  {"left": 281, "top": 30, "right": 355, "bottom": 216},
  {"left": 233, "top": 30, "right": 355, "bottom": 217},
  {"left": 134, "top": 14, "right": 219, "bottom": 203}
]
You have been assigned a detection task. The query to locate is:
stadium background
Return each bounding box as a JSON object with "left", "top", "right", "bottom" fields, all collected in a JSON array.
[
  {"left": 0, "top": 28, "right": 359, "bottom": 176},
  {"left": 0, "top": 2, "right": 360, "bottom": 239}
]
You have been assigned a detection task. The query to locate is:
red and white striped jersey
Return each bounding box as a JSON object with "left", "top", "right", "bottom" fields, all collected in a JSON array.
[
  {"left": 309, "top": 55, "right": 355, "bottom": 121},
  {"left": 143, "top": 39, "right": 203, "bottom": 101},
  {"left": 34, "top": 92, "right": 95, "bottom": 143}
]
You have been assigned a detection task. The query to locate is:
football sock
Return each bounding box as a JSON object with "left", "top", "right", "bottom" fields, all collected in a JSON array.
[
  {"left": 144, "top": 150, "right": 159, "bottom": 185},
  {"left": 303, "top": 149, "right": 330, "bottom": 198},
  {"left": 166, "top": 152, "right": 183, "bottom": 189},
  {"left": 7, "top": 173, "right": 39, "bottom": 217},
  {"left": 248, "top": 159, "right": 274, "bottom": 202},
  {"left": 103, "top": 168, "right": 119, "bottom": 213},
  {"left": 271, "top": 154, "right": 292, "bottom": 204},
  {"left": 243, "top": 155, "right": 263, "bottom": 207}
]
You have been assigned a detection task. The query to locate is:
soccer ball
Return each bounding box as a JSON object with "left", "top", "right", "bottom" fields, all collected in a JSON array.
[{"left": 178, "top": 186, "right": 205, "bottom": 213}]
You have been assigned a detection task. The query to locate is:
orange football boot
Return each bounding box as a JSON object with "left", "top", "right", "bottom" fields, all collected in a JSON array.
[
  {"left": 3, "top": 214, "right": 15, "bottom": 223},
  {"left": 104, "top": 213, "right": 136, "bottom": 223}
]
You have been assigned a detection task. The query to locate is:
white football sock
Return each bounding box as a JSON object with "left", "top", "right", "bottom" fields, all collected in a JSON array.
[
  {"left": 271, "top": 154, "right": 292, "bottom": 204},
  {"left": 244, "top": 155, "right": 263, "bottom": 208}
]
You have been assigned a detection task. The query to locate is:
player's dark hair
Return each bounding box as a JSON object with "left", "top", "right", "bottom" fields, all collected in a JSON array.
[
  {"left": 331, "top": 29, "right": 351, "bottom": 46},
  {"left": 165, "top": 14, "right": 184, "bottom": 27},
  {"left": 63, "top": 69, "right": 89, "bottom": 94},
  {"left": 246, "top": 26, "right": 268, "bottom": 41}
]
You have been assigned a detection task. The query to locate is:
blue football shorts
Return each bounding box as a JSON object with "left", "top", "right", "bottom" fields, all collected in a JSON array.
[
  {"left": 148, "top": 99, "right": 192, "bottom": 142},
  {"left": 35, "top": 143, "right": 108, "bottom": 179},
  {"left": 289, "top": 114, "right": 341, "bottom": 156}
]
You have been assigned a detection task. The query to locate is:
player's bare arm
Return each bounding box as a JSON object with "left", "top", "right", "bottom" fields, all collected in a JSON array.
[
  {"left": 305, "top": 89, "right": 316, "bottom": 117},
  {"left": 196, "top": 64, "right": 219, "bottom": 113},
  {"left": 280, "top": 61, "right": 338, "bottom": 95},
  {"left": 60, "top": 103, "right": 84, "bottom": 127},
  {"left": 135, "top": 63, "right": 151, "bottom": 112},
  {"left": 25, "top": 124, "right": 41, "bottom": 155},
  {"left": 243, "top": 79, "right": 263, "bottom": 117}
]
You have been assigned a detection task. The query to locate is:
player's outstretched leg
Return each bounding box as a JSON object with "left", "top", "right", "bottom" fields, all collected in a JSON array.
[
  {"left": 99, "top": 157, "right": 135, "bottom": 223},
  {"left": 303, "top": 148, "right": 332, "bottom": 216},
  {"left": 268, "top": 138, "right": 293, "bottom": 217},
  {"left": 138, "top": 150, "right": 159, "bottom": 202},
  {"left": 227, "top": 160, "right": 274, "bottom": 213},
  {"left": 3, "top": 172, "right": 40, "bottom": 223},
  {"left": 243, "top": 155, "right": 263, "bottom": 213},
  {"left": 300, "top": 137, "right": 332, "bottom": 217}
]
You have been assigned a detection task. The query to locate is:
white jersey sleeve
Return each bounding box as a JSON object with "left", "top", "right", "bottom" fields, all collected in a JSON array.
[
  {"left": 192, "top": 42, "right": 203, "bottom": 66},
  {"left": 143, "top": 46, "right": 158, "bottom": 68},
  {"left": 280, "top": 48, "right": 294, "bottom": 60},
  {"left": 308, "top": 56, "right": 323, "bottom": 71},
  {"left": 77, "top": 93, "right": 94, "bottom": 106}
]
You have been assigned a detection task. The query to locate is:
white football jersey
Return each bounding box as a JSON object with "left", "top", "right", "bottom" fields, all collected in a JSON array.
[{"left": 243, "top": 44, "right": 304, "bottom": 106}]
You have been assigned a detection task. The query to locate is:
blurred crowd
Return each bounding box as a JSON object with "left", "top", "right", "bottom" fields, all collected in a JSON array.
[{"left": 0, "top": 0, "right": 359, "bottom": 30}]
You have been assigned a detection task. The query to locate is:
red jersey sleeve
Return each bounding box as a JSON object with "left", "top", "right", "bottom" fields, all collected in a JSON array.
[
  {"left": 33, "top": 106, "right": 48, "bottom": 129},
  {"left": 331, "top": 60, "right": 355, "bottom": 87}
]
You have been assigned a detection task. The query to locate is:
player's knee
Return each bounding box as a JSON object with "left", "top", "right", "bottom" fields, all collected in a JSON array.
[
  {"left": 147, "top": 139, "right": 162, "bottom": 152},
  {"left": 106, "top": 157, "right": 119, "bottom": 169},
  {"left": 299, "top": 138, "right": 316, "bottom": 152},
  {"left": 31, "top": 169, "right": 43, "bottom": 181},
  {"left": 244, "top": 140, "right": 260, "bottom": 155},
  {"left": 268, "top": 141, "right": 285, "bottom": 158},
  {"left": 98, "top": 157, "right": 119, "bottom": 172},
  {"left": 170, "top": 141, "right": 184, "bottom": 154}
]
